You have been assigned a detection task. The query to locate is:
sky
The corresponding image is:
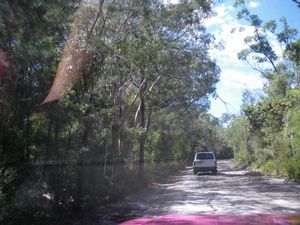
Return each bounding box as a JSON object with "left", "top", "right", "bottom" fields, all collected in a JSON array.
[{"left": 206, "top": 0, "right": 300, "bottom": 117}]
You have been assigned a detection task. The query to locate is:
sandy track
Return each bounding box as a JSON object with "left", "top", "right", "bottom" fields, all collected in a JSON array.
[{"left": 99, "top": 159, "right": 300, "bottom": 224}]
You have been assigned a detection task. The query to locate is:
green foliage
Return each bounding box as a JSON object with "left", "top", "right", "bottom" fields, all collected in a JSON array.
[
  {"left": 235, "top": 2, "right": 298, "bottom": 75},
  {"left": 227, "top": 4, "right": 300, "bottom": 180},
  {"left": 286, "top": 159, "right": 300, "bottom": 182},
  {"left": 232, "top": 91, "right": 300, "bottom": 176},
  {"left": 226, "top": 117, "right": 251, "bottom": 165},
  {"left": 0, "top": 0, "right": 228, "bottom": 223},
  {"left": 286, "top": 38, "right": 300, "bottom": 66}
]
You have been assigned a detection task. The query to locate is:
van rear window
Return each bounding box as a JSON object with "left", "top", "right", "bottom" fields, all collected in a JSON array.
[{"left": 196, "top": 153, "right": 214, "bottom": 160}]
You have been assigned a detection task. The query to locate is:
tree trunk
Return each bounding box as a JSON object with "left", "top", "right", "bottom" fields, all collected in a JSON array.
[
  {"left": 53, "top": 122, "right": 61, "bottom": 211},
  {"left": 24, "top": 114, "right": 31, "bottom": 161},
  {"left": 138, "top": 95, "right": 145, "bottom": 183},
  {"left": 111, "top": 121, "right": 120, "bottom": 176}
]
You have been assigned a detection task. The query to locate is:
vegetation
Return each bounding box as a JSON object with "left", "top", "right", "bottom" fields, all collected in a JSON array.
[
  {"left": 226, "top": 1, "right": 300, "bottom": 181},
  {"left": 0, "top": 0, "right": 230, "bottom": 224},
  {"left": 1, "top": 0, "right": 299, "bottom": 223}
]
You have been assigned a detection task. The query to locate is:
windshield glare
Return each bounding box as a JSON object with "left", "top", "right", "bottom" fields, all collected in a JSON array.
[{"left": 1, "top": 0, "right": 300, "bottom": 224}]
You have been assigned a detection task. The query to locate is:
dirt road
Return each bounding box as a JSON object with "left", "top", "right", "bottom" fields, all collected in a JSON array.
[{"left": 99, "top": 159, "right": 300, "bottom": 224}]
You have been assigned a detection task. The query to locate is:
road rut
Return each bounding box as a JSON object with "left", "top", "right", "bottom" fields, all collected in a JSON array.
[{"left": 100, "top": 159, "right": 300, "bottom": 224}]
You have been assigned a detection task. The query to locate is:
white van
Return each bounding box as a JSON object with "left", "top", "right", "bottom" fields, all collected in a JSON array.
[{"left": 193, "top": 152, "right": 217, "bottom": 175}]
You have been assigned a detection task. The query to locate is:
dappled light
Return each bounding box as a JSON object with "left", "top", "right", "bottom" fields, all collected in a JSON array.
[
  {"left": 1, "top": 0, "right": 300, "bottom": 224},
  {"left": 114, "top": 160, "right": 300, "bottom": 219}
]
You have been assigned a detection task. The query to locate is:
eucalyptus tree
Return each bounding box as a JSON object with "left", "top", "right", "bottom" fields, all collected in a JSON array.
[
  {"left": 111, "top": 0, "right": 220, "bottom": 181},
  {"left": 225, "top": 1, "right": 300, "bottom": 179},
  {"left": 1, "top": 0, "right": 221, "bottom": 221}
]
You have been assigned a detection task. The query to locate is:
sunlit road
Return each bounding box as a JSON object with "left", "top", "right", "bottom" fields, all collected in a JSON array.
[{"left": 100, "top": 159, "right": 300, "bottom": 224}]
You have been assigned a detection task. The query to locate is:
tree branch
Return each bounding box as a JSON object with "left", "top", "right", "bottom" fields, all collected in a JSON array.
[
  {"left": 149, "top": 74, "right": 162, "bottom": 92},
  {"left": 134, "top": 101, "right": 141, "bottom": 125}
]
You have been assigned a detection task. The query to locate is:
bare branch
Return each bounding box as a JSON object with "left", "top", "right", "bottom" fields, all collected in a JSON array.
[
  {"left": 86, "top": 0, "right": 104, "bottom": 41},
  {"left": 113, "top": 79, "right": 131, "bottom": 104},
  {"left": 149, "top": 74, "right": 162, "bottom": 92},
  {"left": 130, "top": 74, "right": 139, "bottom": 88},
  {"left": 216, "top": 93, "right": 230, "bottom": 113},
  {"left": 139, "top": 77, "right": 146, "bottom": 93},
  {"left": 134, "top": 101, "right": 141, "bottom": 124}
]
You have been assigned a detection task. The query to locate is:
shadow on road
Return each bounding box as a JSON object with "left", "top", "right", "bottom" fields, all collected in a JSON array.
[{"left": 98, "top": 159, "right": 300, "bottom": 224}]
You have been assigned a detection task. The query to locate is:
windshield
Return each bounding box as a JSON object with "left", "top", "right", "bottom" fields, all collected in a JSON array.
[
  {"left": 1, "top": 0, "right": 300, "bottom": 225},
  {"left": 196, "top": 153, "right": 214, "bottom": 160}
]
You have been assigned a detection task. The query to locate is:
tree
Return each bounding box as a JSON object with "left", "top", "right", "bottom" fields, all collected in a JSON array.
[
  {"left": 109, "top": 0, "right": 219, "bottom": 182},
  {"left": 235, "top": 1, "right": 297, "bottom": 78},
  {"left": 1, "top": 0, "right": 222, "bottom": 223},
  {"left": 226, "top": 1, "right": 300, "bottom": 179},
  {"left": 292, "top": 0, "right": 300, "bottom": 7}
]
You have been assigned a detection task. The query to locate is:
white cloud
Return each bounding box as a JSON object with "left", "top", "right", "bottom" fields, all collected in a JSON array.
[
  {"left": 248, "top": 1, "right": 260, "bottom": 8},
  {"left": 206, "top": 4, "right": 255, "bottom": 66},
  {"left": 205, "top": 4, "right": 234, "bottom": 27},
  {"left": 220, "top": 69, "right": 264, "bottom": 90},
  {"left": 163, "top": 0, "right": 179, "bottom": 5},
  {"left": 205, "top": 2, "right": 281, "bottom": 117},
  {"left": 209, "top": 25, "right": 256, "bottom": 67},
  {"left": 209, "top": 68, "right": 264, "bottom": 117}
]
